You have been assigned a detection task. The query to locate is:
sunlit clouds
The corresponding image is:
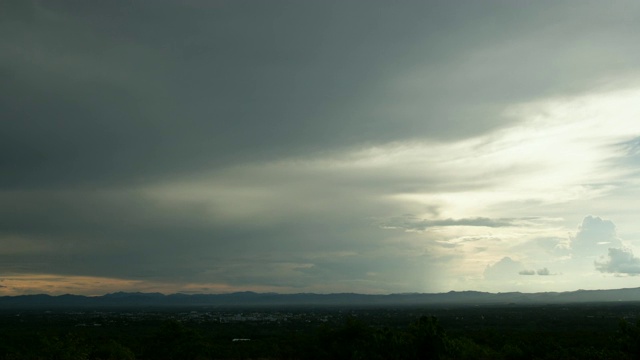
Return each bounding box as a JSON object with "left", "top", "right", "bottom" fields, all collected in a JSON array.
[{"left": 134, "top": 87, "right": 640, "bottom": 293}]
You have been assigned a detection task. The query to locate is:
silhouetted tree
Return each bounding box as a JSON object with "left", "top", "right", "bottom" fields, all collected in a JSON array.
[
  {"left": 617, "top": 319, "right": 640, "bottom": 359},
  {"left": 90, "top": 339, "right": 135, "bottom": 360},
  {"left": 143, "top": 320, "right": 209, "bottom": 360},
  {"left": 409, "top": 316, "right": 448, "bottom": 360}
]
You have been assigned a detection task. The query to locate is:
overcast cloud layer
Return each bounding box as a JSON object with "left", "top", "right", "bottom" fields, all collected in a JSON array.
[{"left": 2, "top": 0, "right": 640, "bottom": 295}]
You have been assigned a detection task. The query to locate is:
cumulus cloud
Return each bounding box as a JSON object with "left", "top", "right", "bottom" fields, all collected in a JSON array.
[
  {"left": 595, "top": 248, "right": 640, "bottom": 275},
  {"left": 571, "top": 216, "right": 622, "bottom": 256},
  {"left": 484, "top": 257, "right": 525, "bottom": 281},
  {"left": 568, "top": 216, "right": 640, "bottom": 277}
]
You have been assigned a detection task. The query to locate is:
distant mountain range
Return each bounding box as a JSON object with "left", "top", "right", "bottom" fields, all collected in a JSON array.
[{"left": 2, "top": 288, "right": 640, "bottom": 308}]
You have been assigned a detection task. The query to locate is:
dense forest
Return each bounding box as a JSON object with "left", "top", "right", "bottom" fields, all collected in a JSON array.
[{"left": 1, "top": 303, "right": 640, "bottom": 359}]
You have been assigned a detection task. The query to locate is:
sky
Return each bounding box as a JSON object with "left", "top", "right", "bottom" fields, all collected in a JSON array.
[{"left": 2, "top": 0, "right": 640, "bottom": 296}]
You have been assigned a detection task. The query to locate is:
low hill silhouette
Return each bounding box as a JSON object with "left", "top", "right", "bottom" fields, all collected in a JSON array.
[{"left": 3, "top": 287, "right": 640, "bottom": 308}]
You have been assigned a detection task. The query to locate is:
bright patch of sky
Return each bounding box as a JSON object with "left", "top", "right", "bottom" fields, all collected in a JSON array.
[{"left": 140, "top": 86, "right": 640, "bottom": 293}]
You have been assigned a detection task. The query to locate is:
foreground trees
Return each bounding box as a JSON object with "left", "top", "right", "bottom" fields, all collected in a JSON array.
[{"left": 0, "top": 309, "right": 638, "bottom": 359}]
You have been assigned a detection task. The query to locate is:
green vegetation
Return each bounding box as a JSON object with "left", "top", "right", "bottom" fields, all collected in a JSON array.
[{"left": 0, "top": 303, "right": 639, "bottom": 359}]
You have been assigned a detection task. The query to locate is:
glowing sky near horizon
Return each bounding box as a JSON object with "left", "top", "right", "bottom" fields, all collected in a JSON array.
[{"left": 2, "top": 0, "right": 640, "bottom": 295}]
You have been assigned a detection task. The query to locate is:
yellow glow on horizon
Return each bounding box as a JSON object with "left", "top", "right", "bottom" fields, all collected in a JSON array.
[{"left": 0, "top": 273, "right": 290, "bottom": 296}]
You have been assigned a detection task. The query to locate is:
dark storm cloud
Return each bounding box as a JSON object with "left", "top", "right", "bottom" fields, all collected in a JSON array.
[
  {"left": 3, "top": 0, "right": 640, "bottom": 188},
  {"left": 0, "top": 0, "right": 479, "bottom": 188}
]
